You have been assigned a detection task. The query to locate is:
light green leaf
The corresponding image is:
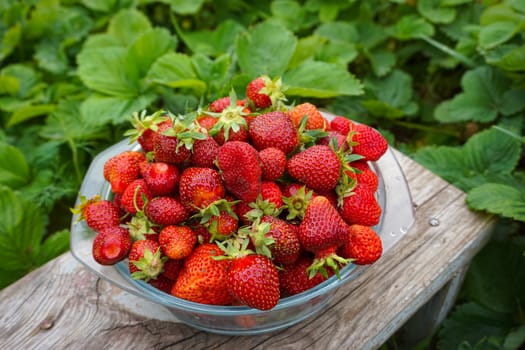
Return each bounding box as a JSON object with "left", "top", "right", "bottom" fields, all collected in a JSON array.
[
  {"left": 314, "top": 21, "right": 359, "bottom": 43},
  {"left": 316, "top": 41, "right": 358, "bottom": 68},
  {"left": 441, "top": 0, "right": 472, "bottom": 5},
  {"left": 0, "top": 23, "right": 21, "bottom": 61},
  {"left": 34, "top": 39, "right": 68, "bottom": 74},
  {"left": 236, "top": 21, "right": 297, "bottom": 78},
  {"left": 480, "top": 3, "right": 521, "bottom": 25},
  {"left": 486, "top": 45, "right": 525, "bottom": 72},
  {"left": 467, "top": 184, "right": 525, "bottom": 221},
  {"left": 107, "top": 8, "right": 152, "bottom": 46},
  {"left": 394, "top": 15, "right": 435, "bottom": 40},
  {"left": 0, "top": 144, "right": 30, "bottom": 188},
  {"left": 178, "top": 20, "right": 244, "bottom": 56},
  {"left": 435, "top": 93, "right": 498, "bottom": 123},
  {"left": 0, "top": 76, "right": 19, "bottom": 95},
  {"left": 356, "top": 21, "right": 388, "bottom": 49},
  {"left": 271, "top": 0, "right": 309, "bottom": 32},
  {"left": 147, "top": 52, "right": 206, "bottom": 93},
  {"left": 288, "top": 35, "right": 325, "bottom": 69},
  {"left": 508, "top": 0, "right": 525, "bottom": 13},
  {"left": 81, "top": 0, "right": 119, "bottom": 12},
  {"left": 504, "top": 325, "right": 525, "bottom": 350},
  {"left": 0, "top": 186, "right": 23, "bottom": 234},
  {"left": 191, "top": 53, "right": 231, "bottom": 97},
  {"left": 418, "top": 0, "right": 457, "bottom": 24},
  {"left": 81, "top": 93, "right": 157, "bottom": 126},
  {"left": 7, "top": 104, "right": 56, "bottom": 127},
  {"left": 284, "top": 61, "right": 363, "bottom": 98},
  {"left": 77, "top": 47, "right": 138, "bottom": 97},
  {"left": 166, "top": 0, "right": 206, "bottom": 14},
  {"left": 479, "top": 21, "right": 520, "bottom": 50},
  {"left": 0, "top": 64, "right": 43, "bottom": 99}
]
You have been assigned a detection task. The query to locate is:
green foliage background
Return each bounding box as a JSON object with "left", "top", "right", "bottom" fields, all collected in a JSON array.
[{"left": 1, "top": 0, "right": 524, "bottom": 348}]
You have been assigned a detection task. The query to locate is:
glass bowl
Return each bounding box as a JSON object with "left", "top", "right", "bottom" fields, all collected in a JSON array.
[{"left": 70, "top": 112, "right": 415, "bottom": 335}]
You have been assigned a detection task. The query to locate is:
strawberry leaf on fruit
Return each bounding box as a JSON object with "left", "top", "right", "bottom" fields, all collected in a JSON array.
[
  {"left": 467, "top": 184, "right": 525, "bottom": 222},
  {"left": 235, "top": 21, "right": 297, "bottom": 78},
  {"left": 284, "top": 60, "right": 363, "bottom": 98},
  {"left": 0, "top": 142, "right": 30, "bottom": 188}
]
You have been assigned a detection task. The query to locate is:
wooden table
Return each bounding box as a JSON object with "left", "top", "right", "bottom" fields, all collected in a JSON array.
[{"left": 0, "top": 150, "right": 494, "bottom": 350}]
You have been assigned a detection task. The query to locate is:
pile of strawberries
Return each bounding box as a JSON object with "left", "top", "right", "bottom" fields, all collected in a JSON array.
[{"left": 73, "top": 76, "right": 389, "bottom": 311}]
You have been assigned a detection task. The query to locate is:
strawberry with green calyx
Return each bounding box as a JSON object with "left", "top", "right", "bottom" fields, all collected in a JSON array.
[
  {"left": 128, "top": 239, "right": 166, "bottom": 281},
  {"left": 279, "top": 254, "right": 331, "bottom": 297},
  {"left": 92, "top": 226, "right": 132, "bottom": 265},
  {"left": 191, "top": 198, "right": 240, "bottom": 241},
  {"left": 296, "top": 115, "right": 329, "bottom": 149},
  {"left": 307, "top": 245, "right": 350, "bottom": 279},
  {"left": 126, "top": 212, "right": 158, "bottom": 242},
  {"left": 259, "top": 147, "right": 286, "bottom": 181},
  {"left": 205, "top": 90, "right": 250, "bottom": 145},
  {"left": 145, "top": 196, "right": 189, "bottom": 227},
  {"left": 287, "top": 144, "right": 341, "bottom": 193},
  {"left": 338, "top": 224, "right": 383, "bottom": 265},
  {"left": 123, "top": 110, "right": 170, "bottom": 153},
  {"left": 179, "top": 167, "right": 226, "bottom": 212},
  {"left": 248, "top": 111, "right": 299, "bottom": 155},
  {"left": 190, "top": 136, "right": 220, "bottom": 168},
  {"left": 217, "top": 141, "right": 262, "bottom": 203},
  {"left": 318, "top": 131, "right": 348, "bottom": 151},
  {"left": 246, "top": 75, "right": 287, "bottom": 109},
  {"left": 347, "top": 123, "right": 388, "bottom": 161},
  {"left": 142, "top": 161, "right": 180, "bottom": 197},
  {"left": 159, "top": 225, "right": 197, "bottom": 260},
  {"left": 71, "top": 195, "right": 120, "bottom": 232},
  {"left": 121, "top": 179, "right": 152, "bottom": 215},
  {"left": 281, "top": 184, "right": 314, "bottom": 221},
  {"left": 216, "top": 238, "right": 280, "bottom": 310},
  {"left": 171, "top": 243, "right": 233, "bottom": 306},
  {"left": 338, "top": 183, "right": 382, "bottom": 227}
]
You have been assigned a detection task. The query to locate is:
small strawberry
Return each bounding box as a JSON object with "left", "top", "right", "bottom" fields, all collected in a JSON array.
[
  {"left": 103, "top": 151, "right": 144, "bottom": 194},
  {"left": 190, "top": 136, "right": 220, "bottom": 168},
  {"left": 142, "top": 161, "right": 180, "bottom": 197},
  {"left": 72, "top": 195, "right": 120, "bottom": 232},
  {"left": 121, "top": 179, "right": 152, "bottom": 215},
  {"left": 249, "top": 111, "right": 299, "bottom": 155},
  {"left": 329, "top": 116, "right": 354, "bottom": 136},
  {"left": 348, "top": 123, "right": 388, "bottom": 161},
  {"left": 349, "top": 160, "right": 378, "bottom": 192},
  {"left": 128, "top": 239, "right": 165, "bottom": 281},
  {"left": 123, "top": 110, "right": 170, "bottom": 152},
  {"left": 145, "top": 196, "right": 189, "bottom": 227},
  {"left": 260, "top": 181, "right": 283, "bottom": 209},
  {"left": 259, "top": 147, "right": 286, "bottom": 181},
  {"left": 246, "top": 76, "right": 286, "bottom": 109},
  {"left": 338, "top": 224, "right": 383, "bottom": 265},
  {"left": 279, "top": 255, "right": 330, "bottom": 297},
  {"left": 171, "top": 243, "right": 233, "bottom": 306},
  {"left": 289, "top": 102, "right": 327, "bottom": 130},
  {"left": 92, "top": 226, "right": 132, "bottom": 265},
  {"left": 338, "top": 183, "right": 382, "bottom": 227},
  {"left": 148, "top": 274, "right": 174, "bottom": 294},
  {"left": 161, "top": 258, "right": 183, "bottom": 280},
  {"left": 217, "top": 141, "right": 262, "bottom": 203},
  {"left": 158, "top": 225, "right": 197, "bottom": 260},
  {"left": 318, "top": 131, "right": 348, "bottom": 151},
  {"left": 207, "top": 210, "right": 239, "bottom": 241},
  {"left": 205, "top": 91, "right": 250, "bottom": 145},
  {"left": 179, "top": 167, "right": 226, "bottom": 211},
  {"left": 286, "top": 145, "right": 341, "bottom": 193},
  {"left": 209, "top": 96, "right": 232, "bottom": 113}
]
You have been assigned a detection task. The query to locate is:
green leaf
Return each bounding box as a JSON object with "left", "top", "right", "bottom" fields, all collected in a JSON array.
[
  {"left": 178, "top": 20, "right": 244, "bottom": 56},
  {"left": 81, "top": 93, "right": 157, "bottom": 126},
  {"left": 314, "top": 21, "right": 359, "bottom": 43},
  {"left": 479, "top": 21, "right": 520, "bottom": 50},
  {"left": 81, "top": 0, "right": 119, "bottom": 12},
  {"left": 418, "top": 0, "right": 457, "bottom": 24},
  {"left": 0, "top": 185, "right": 24, "bottom": 233},
  {"left": 283, "top": 61, "right": 363, "bottom": 98},
  {"left": 503, "top": 325, "right": 525, "bottom": 350},
  {"left": 365, "top": 48, "right": 396, "bottom": 77},
  {"left": 467, "top": 184, "right": 525, "bottom": 221},
  {"left": 236, "top": 21, "right": 297, "bottom": 78},
  {"left": 107, "top": 8, "right": 152, "bottom": 46},
  {"left": 485, "top": 45, "right": 525, "bottom": 72},
  {"left": 0, "top": 22, "right": 21, "bottom": 61},
  {"left": 435, "top": 93, "right": 498, "bottom": 123},
  {"left": 394, "top": 15, "right": 435, "bottom": 40},
  {"left": 34, "top": 229, "right": 70, "bottom": 266},
  {"left": 7, "top": 104, "right": 56, "bottom": 127},
  {"left": 271, "top": 0, "right": 311, "bottom": 33},
  {"left": 0, "top": 143, "right": 30, "bottom": 188},
  {"left": 288, "top": 35, "right": 325, "bottom": 68},
  {"left": 356, "top": 21, "right": 388, "bottom": 49},
  {"left": 191, "top": 53, "right": 232, "bottom": 98},
  {"left": 480, "top": 3, "right": 521, "bottom": 25},
  {"left": 165, "top": 0, "right": 206, "bottom": 14},
  {"left": 316, "top": 41, "right": 358, "bottom": 68},
  {"left": 147, "top": 52, "right": 206, "bottom": 93},
  {"left": 34, "top": 39, "right": 68, "bottom": 74},
  {"left": 0, "top": 64, "right": 43, "bottom": 99}
]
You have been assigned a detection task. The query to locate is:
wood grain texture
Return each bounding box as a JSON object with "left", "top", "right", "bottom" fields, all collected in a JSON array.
[{"left": 0, "top": 151, "right": 494, "bottom": 350}]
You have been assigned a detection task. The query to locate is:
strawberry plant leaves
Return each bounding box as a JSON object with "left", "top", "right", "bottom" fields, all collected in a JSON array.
[
  {"left": 81, "top": 93, "right": 157, "bottom": 126},
  {"left": 394, "top": 15, "right": 435, "bottom": 40},
  {"left": 316, "top": 41, "right": 358, "bottom": 68},
  {"left": 0, "top": 64, "right": 44, "bottom": 99},
  {"left": 288, "top": 35, "right": 325, "bottom": 69},
  {"left": 0, "top": 142, "right": 30, "bottom": 188},
  {"left": 418, "top": 0, "right": 457, "bottom": 24},
  {"left": 160, "top": 0, "right": 206, "bottom": 15},
  {"left": 0, "top": 22, "right": 21, "bottom": 61},
  {"left": 236, "top": 21, "right": 297, "bottom": 79},
  {"left": 314, "top": 21, "right": 359, "bottom": 43},
  {"left": 106, "top": 8, "right": 152, "bottom": 47},
  {"left": 177, "top": 20, "right": 244, "bottom": 57},
  {"left": 191, "top": 53, "right": 232, "bottom": 98},
  {"left": 479, "top": 21, "right": 521, "bottom": 50},
  {"left": 467, "top": 184, "right": 525, "bottom": 222},
  {"left": 364, "top": 48, "right": 396, "bottom": 77},
  {"left": 0, "top": 185, "right": 23, "bottom": 232},
  {"left": 7, "top": 104, "right": 56, "bottom": 127},
  {"left": 283, "top": 60, "right": 363, "bottom": 98},
  {"left": 485, "top": 45, "right": 525, "bottom": 72},
  {"left": 271, "top": 0, "right": 316, "bottom": 33},
  {"left": 147, "top": 52, "right": 206, "bottom": 93}
]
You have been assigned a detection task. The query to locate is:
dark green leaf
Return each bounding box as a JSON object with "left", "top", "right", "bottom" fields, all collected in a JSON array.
[
  {"left": 316, "top": 41, "right": 358, "bottom": 68},
  {"left": 236, "top": 21, "right": 297, "bottom": 78},
  {"left": 394, "top": 15, "right": 435, "bottom": 40},
  {"left": 178, "top": 20, "right": 244, "bottom": 57},
  {"left": 288, "top": 35, "right": 325, "bottom": 68},
  {"left": 0, "top": 185, "right": 23, "bottom": 233},
  {"left": 7, "top": 104, "right": 56, "bottom": 127},
  {"left": 486, "top": 45, "right": 525, "bottom": 72},
  {"left": 503, "top": 325, "right": 525, "bottom": 350},
  {"left": 0, "top": 143, "right": 30, "bottom": 188},
  {"left": 81, "top": 93, "right": 157, "bottom": 126},
  {"left": 0, "top": 64, "right": 43, "bottom": 99},
  {"left": 284, "top": 61, "right": 363, "bottom": 98},
  {"left": 147, "top": 52, "right": 206, "bottom": 93},
  {"left": 314, "top": 21, "right": 359, "bottom": 43},
  {"left": 467, "top": 184, "right": 525, "bottom": 221},
  {"left": 365, "top": 48, "right": 396, "bottom": 77}
]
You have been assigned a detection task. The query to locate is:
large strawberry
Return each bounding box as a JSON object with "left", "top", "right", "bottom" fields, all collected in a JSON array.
[
  {"left": 217, "top": 141, "right": 262, "bottom": 203},
  {"left": 249, "top": 111, "right": 299, "bottom": 155},
  {"left": 158, "top": 225, "right": 197, "bottom": 260},
  {"left": 338, "top": 224, "right": 383, "bottom": 265},
  {"left": 338, "top": 183, "right": 382, "bottom": 227},
  {"left": 171, "top": 243, "right": 233, "bottom": 305},
  {"left": 205, "top": 92, "right": 250, "bottom": 145},
  {"left": 190, "top": 136, "right": 220, "bottom": 168},
  {"left": 145, "top": 196, "right": 189, "bottom": 227},
  {"left": 259, "top": 147, "right": 286, "bottom": 181},
  {"left": 128, "top": 239, "right": 165, "bottom": 281},
  {"left": 179, "top": 167, "right": 225, "bottom": 211},
  {"left": 142, "top": 161, "right": 180, "bottom": 197},
  {"left": 348, "top": 123, "right": 388, "bottom": 161},
  {"left": 251, "top": 216, "right": 301, "bottom": 266},
  {"left": 72, "top": 195, "right": 120, "bottom": 232},
  {"left": 287, "top": 145, "right": 341, "bottom": 193},
  {"left": 92, "top": 226, "right": 132, "bottom": 265},
  {"left": 349, "top": 160, "right": 378, "bottom": 192}
]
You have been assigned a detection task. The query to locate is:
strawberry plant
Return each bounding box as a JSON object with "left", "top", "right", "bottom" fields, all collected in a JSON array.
[{"left": 1, "top": 0, "right": 524, "bottom": 348}]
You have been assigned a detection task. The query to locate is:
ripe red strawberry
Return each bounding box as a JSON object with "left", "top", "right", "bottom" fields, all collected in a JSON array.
[
  {"left": 145, "top": 196, "right": 189, "bottom": 226},
  {"left": 318, "top": 131, "right": 348, "bottom": 151},
  {"left": 249, "top": 111, "right": 299, "bottom": 154},
  {"left": 350, "top": 160, "right": 378, "bottom": 192},
  {"left": 142, "top": 161, "right": 180, "bottom": 197},
  {"left": 338, "top": 183, "right": 382, "bottom": 227},
  {"left": 289, "top": 102, "right": 327, "bottom": 130},
  {"left": 234, "top": 201, "right": 253, "bottom": 225},
  {"left": 260, "top": 216, "right": 301, "bottom": 265},
  {"left": 121, "top": 179, "right": 152, "bottom": 215},
  {"left": 260, "top": 181, "right": 283, "bottom": 209},
  {"left": 329, "top": 116, "right": 354, "bottom": 136},
  {"left": 92, "top": 226, "right": 132, "bottom": 265},
  {"left": 338, "top": 225, "right": 383, "bottom": 265},
  {"left": 190, "top": 136, "right": 220, "bottom": 168},
  {"left": 227, "top": 253, "right": 280, "bottom": 310},
  {"left": 72, "top": 195, "right": 120, "bottom": 232},
  {"left": 171, "top": 243, "right": 233, "bottom": 305},
  {"left": 128, "top": 239, "right": 165, "bottom": 281},
  {"left": 246, "top": 76, "right": 286, "bottom": 109},
  {"left": 209, "top": 96, "right": 232, "bottom": 112},
  {"left": 124, "top": 110, "right": 171, "bottom": 152},
  {"left": 179, "top": 167, "right": 225, "bottom": 211},
  {"left": 349, "top": 123, "right": 388, "bottom": 161},
  {"left": 153, "top": 118, "right": 193, "bottom": 164},
  {"left": 103, "top": 151, "right": 144, "bottom": 194},
  {"left": 207, "top": 210, "right": 239, "bottom": 241},
  {"left": 148, "top": 274, "right": 174, "bottom": 294},
  {"left": 161, "top": 258, "right": 183, "bottom": 280},
  {"left": 279, "top": 255, "right": 330, "bottom": 297},
  {"left": 287, "top": 145, "right": 341, "bottom": 193},
  {"left": 259, "top": 147, "right": 286, "bottom": 181},
  {"left": 159, "top": 225, "right": 197, "bottom": 260},
  {"left": 217, "top": 141, "right": 262, "bottom": 202}
]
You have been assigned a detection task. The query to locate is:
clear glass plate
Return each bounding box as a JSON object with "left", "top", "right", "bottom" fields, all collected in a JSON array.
[{"left": 70, "top": 112, "right": 415, "bottom": 335}]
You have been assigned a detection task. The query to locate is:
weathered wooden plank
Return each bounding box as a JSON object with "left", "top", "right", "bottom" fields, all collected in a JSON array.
[{"left": 0, "top": 152, "right": 495, "bottom": 350}]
